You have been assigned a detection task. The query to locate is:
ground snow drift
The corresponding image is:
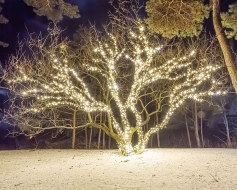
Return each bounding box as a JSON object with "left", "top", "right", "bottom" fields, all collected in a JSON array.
[{"left": 0, "top": 149, "right": 237, "bottom": 189}]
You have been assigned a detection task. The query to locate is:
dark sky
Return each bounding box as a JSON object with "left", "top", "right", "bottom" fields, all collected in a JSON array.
[
  {"left": 0, "top": 0, "right": 112, "bottom": 63},
  {"left": 0, "top": 0, "right": 236, "bottom": 63}
]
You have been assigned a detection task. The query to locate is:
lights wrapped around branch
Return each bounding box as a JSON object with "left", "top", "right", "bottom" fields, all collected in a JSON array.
[{"left": 8, "top": 22, "right": 226, "bottom": 156}]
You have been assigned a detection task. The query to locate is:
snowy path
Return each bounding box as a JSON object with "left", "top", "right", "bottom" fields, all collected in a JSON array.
[{"left": 0, "top": 149, "right": 237, "bottom": 190}]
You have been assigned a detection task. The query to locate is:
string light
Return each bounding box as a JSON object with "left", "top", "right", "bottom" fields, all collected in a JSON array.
[{"left": 9, "top": 23, "right": 226, "bottom": 156}]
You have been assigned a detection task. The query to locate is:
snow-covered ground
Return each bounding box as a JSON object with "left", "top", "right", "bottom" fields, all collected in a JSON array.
[{"left": 0, "top": 149, "right": 237, "bottom": 189}]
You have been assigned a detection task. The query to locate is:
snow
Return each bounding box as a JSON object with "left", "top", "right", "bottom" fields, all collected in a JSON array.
[{"left": 0, "top": 149, "right": 237, "bottom": 189}]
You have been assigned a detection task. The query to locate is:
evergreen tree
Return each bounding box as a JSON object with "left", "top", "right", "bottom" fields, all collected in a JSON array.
[
  {"left": 24, "top": 0, "right": 80, "bottom": 22},
  {"left": 0, "top": 0, "right": 8, "bottom": 47},
  {"left": 0, "top": 0, "right": 80, "bottom": 47},
  {"left": 221, "top": 3, "right": 237, "bottom": 40},
  {"left": 145, "top": 0, "right": 209, "bottom": 38},
  {"left": 146, "top": 0, "right": 237, "bottom": 93}
]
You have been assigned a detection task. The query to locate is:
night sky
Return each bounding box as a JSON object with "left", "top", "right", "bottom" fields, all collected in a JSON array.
[
  {"left": 0, "top": 0, "right": 236, "bottom": 63},
  {"left": 0, "top": 0, "right": 111, "bottom": 63}
]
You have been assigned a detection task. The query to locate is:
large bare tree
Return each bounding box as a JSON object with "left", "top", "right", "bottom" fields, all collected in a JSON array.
[{"left": 4, "top": 0, "right": 227, "bottom": 155}]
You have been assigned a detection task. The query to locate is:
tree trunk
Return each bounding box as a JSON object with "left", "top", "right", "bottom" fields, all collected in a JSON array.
[
  {"left": 108, "top": 136, "right": 111, "bottom": 149},
  {"left": 89, "top": 127, "right": 92, "bottom": 149},
  {"left": 103, "top": 131, "right": 106, "bottom": 149},
  {"left": 223, "top": 112, "right": 231, "bottom": 147},
  {"left": 155, "top": 112, "right": 160, "bottom": 148},
  {"left": 144, "top": 96, "right": 149, "bottom": 133},
  {"left": 194, "top": 101, "right": 201, "bottom": 148},
  {"left": 212, "top": 0, "right": 237, "bottom": 92},
  {"left": 200, "top": 103, "right": 204, "bottom": 147},
  {"left": 98, "top": 129, "right": 101, "bottom": 149},
  {"left": 185, "top": 114, "right": 192, "bottom": 148},
  {"left": 150, "top": 134, "right": 153, "bottom": 148},
  {"left": 98, "top": 112, "right": 102, "bottom": 149},
  {"left": 85, "top": 127, "right": 88, "bottom": 149},
  {"left": 156, "top": 131, "right": 160, "bottom": 148},
  {"left": 72, "top": 109, "right": 76, "bottom": 149}
]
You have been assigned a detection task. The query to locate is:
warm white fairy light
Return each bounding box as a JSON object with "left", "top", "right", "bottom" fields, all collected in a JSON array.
[
  {"left": 9, "top": 23, "right": 226, "bottom": 156},
  {"left": 84, "top": 24, "right": 223, "bottom": 155}
]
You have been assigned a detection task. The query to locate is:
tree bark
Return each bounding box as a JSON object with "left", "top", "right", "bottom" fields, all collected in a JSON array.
[
  {"left": 155, "top": 112, "right": 160, "bottom": 148},
  {"left": 212, "top": 0, "right": 237, "bottom": 92},
  {"left": 89, "top": 127, "right": 92, "bottom": 149},
  {"left": 150, "top": 134, "right": 153, "bottom": 148},
  {"left": 156, "top": 131, "right": 160, "bottom": 148},
  {"left": 200, "top": 103, "right": 204, "bottom": 147},
  {"left": 185, "top": 114, "right": 192, "bottom": 148},
  {"left": 72, "top": 109, "right": 76, "bottom": 149},
  {"left": 194, "top": 101, "right": 201, "bottom": 148},
  {"left": 98, "top": 129, "right": 101, "bottom": 149},
  {"left": 85, "top": 127, "right": 88, "bottom": 149},
  {"left": 103, "top": 131, "right": 106, "bottom": 149},
  {"left": 108, "top": 136, "right": 111, "bottom": 149},
  {"left": 223, "top": 112, "right": 231, "bottom": 147},
  {"left": 98, "top": 112, "right": 102, "bottom": 149}
]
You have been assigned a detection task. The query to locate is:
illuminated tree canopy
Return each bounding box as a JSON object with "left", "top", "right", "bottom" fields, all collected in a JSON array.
[
  {"left": 4, "top": 15, "right": 227, "bottom": 155},
  {"left": 24, "top": 0, "right": 80, "bottom": 21},
  {"left": 145, "top": 0, "right": 209, "bottom": 38}
]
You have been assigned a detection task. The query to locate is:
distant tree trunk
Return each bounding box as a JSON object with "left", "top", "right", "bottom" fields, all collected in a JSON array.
[
  {"left": 108, "top": 136, "right": 111, "bottom": 149},
  {"left": 200, "top": 103, "right": 204, "bottom": 147},
  {"left": 132, "top": 133, "right": 135, "bottom": 145},
  {"left": 97, "top": 112, "right": 102, "bottom": 149},
  {"left": 106, "top": 111, "right": 111, "bottom": 149},
  {"left": 212, "top": 0, "right": 237, "bottom": 92},
  {"left": 156, "top": 131, "right": 160, "bottom": 148},
  {"left": 98, "top": 129, "right": 101, "bottom": 149},
  {"left": 89, "top": 127, "right": 92, "bottom": 149},
  {"left": 194, "top": 101, "right": 201, "bottom": 148},
  {"left": 223, "top": 112, "right": 231, "bottom": 147},
  {"left": 155, "top": 111, "right": 160, "bottom": 148},
  {"left": 150, "top": 134, "right": 153, "bottom": 148},
  {"left": 144, "top": 96, "right": 149, "bottom": 133},
  {"left": 185, "top": 114, "right": 192, "bottom": 148},
  {"left": 103, "top": 131, "right": 106, "bottom": 149},
  {"left": 85, "top": 127, "right": 88, "bottom": 149},
  {"left": 72, "top": 109, "right": 76, "bottom": 149}
]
